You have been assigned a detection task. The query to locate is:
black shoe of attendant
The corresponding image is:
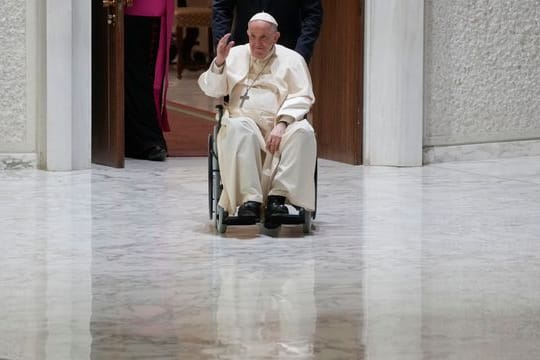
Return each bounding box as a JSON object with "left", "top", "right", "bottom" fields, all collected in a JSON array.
[
  {"left": 238, "top": 201, "right": 261, "bottom": 220},
  {"left": 146, "top": 145, "right": 167, "bottom": 162},
  {"left": 264, "top": 195, "right": 288, "bottom": 229}
]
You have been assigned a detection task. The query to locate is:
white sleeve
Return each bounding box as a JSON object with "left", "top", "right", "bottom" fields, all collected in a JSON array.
[
  {"left": 197, "top": 59, "right": 229, "bottom": 98},
  {"left": 276, "top": 57, "right": 315, "bottom": 122}
]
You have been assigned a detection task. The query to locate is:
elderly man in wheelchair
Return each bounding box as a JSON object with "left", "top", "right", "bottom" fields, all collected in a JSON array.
[{"left": 198, "top": 12, "right": 317, "bottom": 233}]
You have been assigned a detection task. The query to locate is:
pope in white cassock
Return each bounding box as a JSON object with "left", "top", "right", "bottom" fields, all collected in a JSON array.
[{"left": 198, "top": 12, "right": 317, "bottom": 228}]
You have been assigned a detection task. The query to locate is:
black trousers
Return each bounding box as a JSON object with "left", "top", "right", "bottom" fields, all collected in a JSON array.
[{"left": 124, "top": 15, "right": 167, "bottom": 159}]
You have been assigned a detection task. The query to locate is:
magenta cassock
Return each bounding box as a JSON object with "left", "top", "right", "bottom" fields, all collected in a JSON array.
[{"left": 125, "top": 0, "right": 175, "bottom": 131}]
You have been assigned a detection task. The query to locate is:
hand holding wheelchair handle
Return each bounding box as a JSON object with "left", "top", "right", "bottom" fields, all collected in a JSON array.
[{"left": 215, "top": 33, "right": 235, "bottom": 67}]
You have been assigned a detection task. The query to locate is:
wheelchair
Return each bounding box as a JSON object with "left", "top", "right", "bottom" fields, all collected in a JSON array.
[{"left": 208, "top": 105, "right": 317, "bottom": 234}]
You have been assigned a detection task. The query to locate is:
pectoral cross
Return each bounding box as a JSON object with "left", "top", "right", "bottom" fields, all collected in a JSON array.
[{"left": 239, "top": 91, "right": 250, "bottom": 108}]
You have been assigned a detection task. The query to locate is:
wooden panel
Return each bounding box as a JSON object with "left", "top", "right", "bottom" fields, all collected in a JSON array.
[
  {"left": 310, "top": 0, "right": 363, "bottom": 164},
  {"left": 92, "top": 0, "right": 125, "bottom": 168}
]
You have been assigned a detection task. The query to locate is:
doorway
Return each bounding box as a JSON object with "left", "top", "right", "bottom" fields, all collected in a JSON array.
[
  {"left": 165, "top": 0, "right": 364, "bottom": 163},
  {"left": 164, "top": 0, "right": 216, "bottom": 157},
  {"left": 91, "top": 0, "right": 364, "bottom": 165}
]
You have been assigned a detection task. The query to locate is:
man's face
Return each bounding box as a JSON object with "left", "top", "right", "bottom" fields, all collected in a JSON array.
[{"left": 247, "top": 21, "right": 280, "bottom": 59}]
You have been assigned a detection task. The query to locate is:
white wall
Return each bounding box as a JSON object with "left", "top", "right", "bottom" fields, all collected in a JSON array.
[
  {"left": 363, "top": 0, "right": 424, "bottom": 167},
  {"left": 44, "top": 0, "right": 91, "bottom": 171}
]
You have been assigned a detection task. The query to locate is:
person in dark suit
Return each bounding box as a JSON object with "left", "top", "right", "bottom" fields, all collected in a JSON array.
[{"left": 212, "top": 0, "right": 323, "bottom": 63}]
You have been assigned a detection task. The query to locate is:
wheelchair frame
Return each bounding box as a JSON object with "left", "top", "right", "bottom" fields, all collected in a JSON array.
[{"left": 208, "top": 105, "right": 317, "bottom": 234}]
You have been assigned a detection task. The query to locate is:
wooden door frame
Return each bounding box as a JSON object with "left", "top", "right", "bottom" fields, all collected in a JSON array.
[{"left": 91, "top": 0, "right": 125, "bottom": 168}]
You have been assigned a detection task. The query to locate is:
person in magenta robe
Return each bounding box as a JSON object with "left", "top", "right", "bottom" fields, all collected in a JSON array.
[{"left": 124, "top": 0, "right": 175, "bottom": 161}]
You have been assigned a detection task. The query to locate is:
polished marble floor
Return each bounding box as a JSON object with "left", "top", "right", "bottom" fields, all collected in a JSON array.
[{"left": 1, "top": 156, "right": 540, "bottom": 360}]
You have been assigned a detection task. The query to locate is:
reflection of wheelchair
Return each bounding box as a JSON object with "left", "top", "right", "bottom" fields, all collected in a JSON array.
[{"left": 208, "top": 105, "right": 317, "bottom": 234}]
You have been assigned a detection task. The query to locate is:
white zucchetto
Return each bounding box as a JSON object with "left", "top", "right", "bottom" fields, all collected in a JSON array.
[{"left": 248, "top": 12, "right": 278, "bottom": 27}]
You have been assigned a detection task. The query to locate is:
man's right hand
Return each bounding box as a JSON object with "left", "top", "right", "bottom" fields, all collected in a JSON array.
[{"left": 215, "top": 33, "right": 235, "bottom": 66}]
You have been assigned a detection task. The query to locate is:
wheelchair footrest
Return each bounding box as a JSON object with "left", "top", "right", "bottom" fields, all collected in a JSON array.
[
  {"left": 224, "top": 215, "right": 258, "bottom": 226},
  {"left": 268, "top": 214, "right": 306, "bottom": 225}
]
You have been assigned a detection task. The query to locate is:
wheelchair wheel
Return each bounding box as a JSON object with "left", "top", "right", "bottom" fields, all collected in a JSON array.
[
  {"left": 312, "top": 159, "right": 318, "bottom": 220},
  {"left": 216, "top": 206, "right": 228, "bottom": 234},
  {"left": 208, "top": 134, "right": 214, "bottom": 220},
  {"left": 303, "top": 210, "right": 312, "bottom": 234}
]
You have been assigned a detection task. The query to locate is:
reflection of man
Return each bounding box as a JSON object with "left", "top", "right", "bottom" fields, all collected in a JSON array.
[
  {"left": 212, "top": 0, "right": 323, "bottom": 62},
  {"left": 216, "top": 253, "right": 316, "bottom": 357},
  {"left": 198, "top": 12, "right": 317, "bottom": 228}
]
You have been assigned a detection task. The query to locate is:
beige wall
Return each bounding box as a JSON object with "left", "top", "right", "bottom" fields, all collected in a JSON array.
[
  {"left": 0, "top": 0, "right": 36, "bottom": 169},
  {"left": 424, "top": 0, "right": 540, "bottom": 154}
]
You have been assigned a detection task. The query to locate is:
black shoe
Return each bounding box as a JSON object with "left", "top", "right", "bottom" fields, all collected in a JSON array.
[
  {"left": 238, "top": 201, "right": 261, "bottom": 220},
  {"left": 146, "top": 145, "right": 167, "bottom": 161},
  {"left": 266, "top": 195, "right": 289, "bottom": 217},
  {"left": 264, "top": 196, "right": 288, "bottom": 229}
]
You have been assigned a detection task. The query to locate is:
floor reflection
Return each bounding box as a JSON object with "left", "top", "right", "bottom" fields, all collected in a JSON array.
[
  {"left": 213, "top": 241, "right": 317, "bottom": 358},
  {"left": 2, "top": 156, "right": 540, "bottom": 360},
  {"left": 89, "top": 232, "right": 364, "bottom": 359}
]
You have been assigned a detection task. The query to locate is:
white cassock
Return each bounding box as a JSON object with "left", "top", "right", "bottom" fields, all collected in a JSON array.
[{"left": 198, "top": 44, "right": 316, "bottom": 215}]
